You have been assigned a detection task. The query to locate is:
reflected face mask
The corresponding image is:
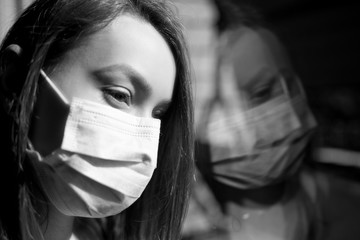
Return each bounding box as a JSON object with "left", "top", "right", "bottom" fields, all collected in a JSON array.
[
  {"left": 205, "top": 76, "right": 316, "bottom": 189},
  {"left": 27, "top": 70, "right": 160, "bottom": 217}
]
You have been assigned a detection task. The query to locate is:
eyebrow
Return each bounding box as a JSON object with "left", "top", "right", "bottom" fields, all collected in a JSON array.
[{"left": 94, "top": 64, "right": 153, "bottom": 99}]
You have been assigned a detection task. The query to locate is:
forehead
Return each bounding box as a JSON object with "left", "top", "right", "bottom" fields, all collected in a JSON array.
[
  {"left": 56, "top": 14, "right": 176, "bottom": 101},
  {"left": 83, "top": 14, "right": 175, "bottom": 78},
  {"left": 228, "top": 28, "right": 292, "bottom": 89}
]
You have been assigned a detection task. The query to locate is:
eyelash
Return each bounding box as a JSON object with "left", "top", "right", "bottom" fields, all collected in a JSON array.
[
  {"left": 102, "top": 87, "right": 132, "bottom": 108},
  {"left": 249, "top": 77, "right": 283, "bottom": 105},
  {"left": 101, "top": 87, "right": 170, "bottom": 119}
]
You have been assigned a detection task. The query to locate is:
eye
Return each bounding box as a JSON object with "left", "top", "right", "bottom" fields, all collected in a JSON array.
[
  {"left": 102, "top": 87, "right": 132, "bottom": 109},
  {"left": 250, "top": 86, "right": 272, "bottom": 105},
  {"left": 249, "top": 75, "right": 284, "bottom": 106}
]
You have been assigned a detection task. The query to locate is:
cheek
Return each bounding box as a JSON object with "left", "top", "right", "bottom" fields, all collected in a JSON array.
[{"left": 51, "top": 68, "right": 102, "bottom": 104}]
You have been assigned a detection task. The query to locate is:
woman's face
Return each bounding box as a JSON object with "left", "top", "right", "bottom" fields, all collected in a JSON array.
[
  {"left": 49, "top": 14, "right": 176, "bottom": 119},
  {"left": 229, "top": 28, "right": 296, "bottom": 109}
]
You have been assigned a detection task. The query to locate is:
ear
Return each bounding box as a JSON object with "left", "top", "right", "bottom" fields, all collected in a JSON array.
[{"left": 0, "top": 44, "right": 26, "bottom": 95}]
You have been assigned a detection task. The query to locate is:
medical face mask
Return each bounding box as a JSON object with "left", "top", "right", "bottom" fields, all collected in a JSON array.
[
  {"left": 205, "top": 76, "right": 316, "bottom": 189},
  {"left": 26, "top": 70, "right": 161, "bottom": 217}
]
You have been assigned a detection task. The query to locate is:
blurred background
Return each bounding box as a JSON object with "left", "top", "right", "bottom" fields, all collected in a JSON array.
[
  {"left": 1, "top": 0, "right": 359, "bottom": 239},
  {"left": 169, "top": 0, "right": 360, "bottom": 152},
  {"left": 169, "top": 1, "right": 360, "bottom": 239}
]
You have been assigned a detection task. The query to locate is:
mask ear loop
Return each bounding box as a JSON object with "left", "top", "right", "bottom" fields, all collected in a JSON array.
[
  {"left": 280, "top": 71, "right": 307, "bottom": 100},
  {"left": 295, "top": 76, "right": 306, "bottom": 96},
  {"left": 39, "top": 69, "right": 69, "bottom": 105},
  {"left": 279, "top": 74, "right": 293, "bottom": 101},
  {"left": 277, "top": 74, "right": 305, "bottom": 131},
  {"left": 27, "top": 70, "right": 69, "bottom": 152}
]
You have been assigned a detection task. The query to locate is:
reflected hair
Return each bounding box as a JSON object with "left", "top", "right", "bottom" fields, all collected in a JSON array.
[
  {"left": 211, "top": 0, "right": 263, "bottom": 33},
  {"left": 0, "top": 0, "right": 194, "bottom": 239}
]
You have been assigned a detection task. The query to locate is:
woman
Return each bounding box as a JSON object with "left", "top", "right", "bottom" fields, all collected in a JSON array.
[
  {"left": 0, "top": 0, "right": 194, "bottom": 239},
  {"left": 195, "top": 8, "right": 319, "bottom": 240}
]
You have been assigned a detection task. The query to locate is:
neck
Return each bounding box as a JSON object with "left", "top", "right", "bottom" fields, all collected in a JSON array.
[{"left": 42, "top": 204, "right": 75, "bottom": 240}]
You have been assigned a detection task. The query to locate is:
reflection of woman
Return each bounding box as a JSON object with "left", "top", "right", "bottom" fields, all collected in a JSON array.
[
  {"left": 196, "top": 25, "right": 319, "bottom": 240},
  {"left": 0, "top": 0, "right": 194, "bottom": 239}
]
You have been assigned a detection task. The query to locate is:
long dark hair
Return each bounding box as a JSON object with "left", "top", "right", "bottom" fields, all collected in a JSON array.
[{"left": 0, "top": 0, "right": 194, "bottom": 239}]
